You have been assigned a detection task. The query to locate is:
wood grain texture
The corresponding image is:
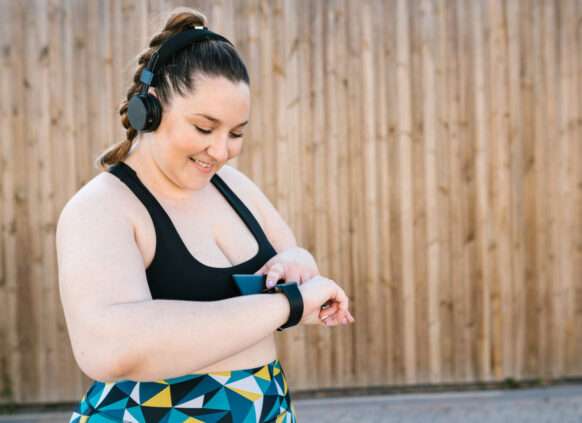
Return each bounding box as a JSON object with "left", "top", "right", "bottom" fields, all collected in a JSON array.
[{"left": 0, "top": 0, "right": 581, "bottom": 404}]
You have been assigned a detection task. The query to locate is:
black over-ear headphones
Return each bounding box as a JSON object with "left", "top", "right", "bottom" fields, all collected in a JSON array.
[{"left": 127, "top": 26, "right": 232, "bottom": 132}]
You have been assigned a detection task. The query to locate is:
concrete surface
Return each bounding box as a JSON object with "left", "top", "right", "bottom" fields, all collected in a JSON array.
[{"left": 0, "top": 385, "right": 581, "bottom": 422}]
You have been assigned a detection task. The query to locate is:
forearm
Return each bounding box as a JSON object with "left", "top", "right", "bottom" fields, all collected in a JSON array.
[{"left": 74, "top": 293, "right": 289, "bottom": 382}]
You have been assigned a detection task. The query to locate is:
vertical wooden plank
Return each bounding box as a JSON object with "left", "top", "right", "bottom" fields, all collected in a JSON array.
[
  {"left": 243, "top": 0, "right": 263, "bottom": 183},
  {"left": 419, "top": 0, "right": 441, "bottom": 384},
  {"left": 506, "top": 0, "right": 526, "bottom": 380},
  {"left": 488, "top": 0, "right": 513, "bottom": 380},
  {"left": 573, "top": 0, "right": 582, "bottom": 377},
  {"left": 455, "top": 0, "right": 478, "bottom": 382},
  {"left": 0, "top": 0, "right": 19, "bottom": 405},
  {"left": 520, "top": 0, "right": 539, "bottom": 379},
  {"left": 532, "top": 0, "right": 551, "bottom": 379},
  {"left": 359, "top": 0, "right": 382, "bottom": 386},
  {"left": 442, "top": 0, "right": 468, "bottom": 383},
  {"left": 542, "top": 0, "right": 561, "bottom": 378},
  {"left": 326, "top": 0, "right": 355, "bottom": 388},
  {"left": 374, "top": 0, "right": 393, "bottom": 385},
  {"left": 16, "top": 0, "right": 43, "bottom": 402},
  {"left": 470, "top": 0, "right": 493, "bottom": 382},
  {"left": 434, "top": 0, "right": 454, "bottom": 383},
  {"left": 558, "top": 0, "right": 577, "bottom": 377},
  {"left": 386, "top": 0, "right": 405, "bottom": 385},
  {"left": 344, "top": 0, "right": 367, "bottom": 388},
  {"left": 257, "top": 0, "right": 276, "bottom": 200},
  {"left": 408, "top": 0, "right": 429, "bottom": 385},
  {"left": 396, "top": 0, "right": 416, "bottom": 384}
]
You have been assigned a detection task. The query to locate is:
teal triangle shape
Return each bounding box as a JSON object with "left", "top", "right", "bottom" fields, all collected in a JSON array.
[
  {"left": 127, "top": 405, "right": 146, "bottom": 422},
  {"left": 165, "top": 408, "right": 193, "bottom": 423},
  {"left": 242, "top": 405, "right": 257, "bottom": 423},
  {"left": 254, "top": 376, "right": 272, "bottom": 392},
  {"left": 204, "top": 387, "right": 230, "bottom": 410},
  {"left": 100, "top": 397, "right": 129, "bottom": 412}
]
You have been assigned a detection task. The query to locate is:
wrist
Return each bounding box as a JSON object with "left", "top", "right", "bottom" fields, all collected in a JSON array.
[{"left": 263, "top": 282, "right": 304, "bottom": 330}]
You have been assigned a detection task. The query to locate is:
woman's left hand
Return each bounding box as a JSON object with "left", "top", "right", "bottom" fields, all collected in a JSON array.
[{"left": 254, "top": 246, "right": 320, "bottom": 288}]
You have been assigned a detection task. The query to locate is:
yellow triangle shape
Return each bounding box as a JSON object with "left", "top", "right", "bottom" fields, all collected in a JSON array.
[
  {"left": 254, "top": 366, "right": 271, "bottom": 381},
  {"left": 211, "top": 371, "right": 231, "bottom": 377},
  {"left": 273, "top": 367, "right": 281, "bottom": 376},
  {"left": 227, "top": 386, "right": 262, "bottom": 402},
  {"left": 275, "top": 411, "right": 287, "bottom": 423},
  {"left": 184, "top": 418, "right": 205, "bottom": 423},
  {"left": 142, "top": 386, "right": 173, "bottom": 407}
]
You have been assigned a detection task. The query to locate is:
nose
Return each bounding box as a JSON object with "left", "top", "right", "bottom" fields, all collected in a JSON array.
[{"left": 206, "top": 134, "right": 229, "bottom": 163}]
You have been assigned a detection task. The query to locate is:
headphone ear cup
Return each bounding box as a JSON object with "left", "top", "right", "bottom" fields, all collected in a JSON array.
[
  {"left": 127, "top": 93, "right": 162, "bottom": 132},
  {"left": 143, "top": 93, "right": 162, "bottom": 132}
]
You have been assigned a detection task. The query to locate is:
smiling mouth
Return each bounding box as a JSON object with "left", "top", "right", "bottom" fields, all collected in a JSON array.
[{"left": 190, "top": 157, "right": 213, "bottom": 168}]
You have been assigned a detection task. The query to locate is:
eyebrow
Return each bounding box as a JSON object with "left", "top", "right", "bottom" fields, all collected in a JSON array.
[{"left": 192, "top": 113, "right": 248, "bottom": 128}]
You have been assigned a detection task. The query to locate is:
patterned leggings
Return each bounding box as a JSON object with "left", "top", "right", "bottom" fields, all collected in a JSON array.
[{"left": 69, "top": 357, "right": 296, "bottom": 423}]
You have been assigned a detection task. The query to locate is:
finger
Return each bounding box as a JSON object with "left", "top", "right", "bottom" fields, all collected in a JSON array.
[
  {"left": 319, "top": 303, "right": 338, "bottom": 320},
  {"left": 300, "top": 272, "right": 311, "bottom": 285},
  {"left": 284, "top": 267, "right": 301, "bottom": 284},
  {"left": 265, "top": 263, "right": 285, "bottom": 288}
]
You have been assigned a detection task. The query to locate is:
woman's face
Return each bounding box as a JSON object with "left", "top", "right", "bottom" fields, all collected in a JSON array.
[{"left": 149, "top": 76, "right": 250, "bottom": 192}]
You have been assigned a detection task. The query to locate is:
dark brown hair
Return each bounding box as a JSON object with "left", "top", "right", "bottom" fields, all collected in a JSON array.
[{"left": 96, "top": 8, "right": 249, "bottom": 169}]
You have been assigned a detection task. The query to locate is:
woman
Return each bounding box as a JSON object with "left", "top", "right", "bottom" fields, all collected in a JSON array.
[{"left": 57, "top": 8, "right": 354, "bottom": 423}]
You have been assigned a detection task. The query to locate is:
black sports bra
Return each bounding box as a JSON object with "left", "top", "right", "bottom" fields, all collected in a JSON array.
[{"left": 109, "top": 162, "right": 277, "bottom": 301}]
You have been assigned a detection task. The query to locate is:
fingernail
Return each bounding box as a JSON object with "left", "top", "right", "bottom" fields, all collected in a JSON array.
[
  {"left": 267, "top": 280, "right": 275, "bottom": 288},
  {"left": 321, "top": 315, "right": 329, "bottom": 321}
]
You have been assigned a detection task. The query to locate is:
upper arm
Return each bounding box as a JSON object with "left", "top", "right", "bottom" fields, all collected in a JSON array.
[
  {"left": 217, "top": 166, "right": 297, "bottom": 252},
  {"left": 56, "top": 179, "right": 151, "bottom": 373}
]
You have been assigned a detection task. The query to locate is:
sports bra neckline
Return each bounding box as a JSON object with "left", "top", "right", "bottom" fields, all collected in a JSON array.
[{"left": 111, "top": 161, "right": 265, "bottom": 272}]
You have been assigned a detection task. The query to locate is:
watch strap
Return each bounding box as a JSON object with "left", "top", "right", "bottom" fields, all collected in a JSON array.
[{"left": 264, "top": 282, "right": 304, "bottom": 331}]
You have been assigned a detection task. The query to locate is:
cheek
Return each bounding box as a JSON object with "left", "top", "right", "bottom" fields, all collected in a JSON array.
[{"left": 228, "top": 140, "right": 244, "bottom": 159}]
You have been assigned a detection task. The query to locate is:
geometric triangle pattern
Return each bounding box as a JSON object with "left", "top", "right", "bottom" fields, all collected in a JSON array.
[{"left": 69, "top": 357, "right": 297, "bottom": 422}]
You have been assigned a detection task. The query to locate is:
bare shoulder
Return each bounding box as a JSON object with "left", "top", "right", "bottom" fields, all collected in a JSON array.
[
  {"left": 216, "top": 165, "right": 263, "bottom": 197},
  {"left": 58, "top": 171, "right": 137, "bottom": 226}
]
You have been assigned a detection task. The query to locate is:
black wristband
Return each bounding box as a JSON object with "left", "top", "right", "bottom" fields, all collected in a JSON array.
[{"left": 263, "top": 282, "right": 304, "bottom": 331}]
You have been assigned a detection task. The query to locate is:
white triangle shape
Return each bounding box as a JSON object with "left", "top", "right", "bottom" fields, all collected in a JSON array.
[
  {"left": 130, "top": 382, "right": 140, "bottom": 404},
  {"left": 68, "top": 412, "right": 81, "bottom": 423},
  {"left": 210, "top": 374, "right": 230, "bottom": 384},
  {"left": 94, "top": 384, "right": 114, "bottom": 408},
  {"left": 226, "top": 376, "right": 261, "bottom": 394},
  {"left": 175, "top": 394, "right": 205, "bottom": 409},
  {"left": 275, "top": 379, "right": 283, "bottom": 397},
  {"left": 123, "top": 409, "right": 140, "bottom": 423},
  {"left": 253, "top": 395, "right": 264, "bottom": 419}
]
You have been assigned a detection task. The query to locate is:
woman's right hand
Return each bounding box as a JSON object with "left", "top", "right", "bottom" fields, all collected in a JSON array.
[{"left": 298, "top": 276, "right": 355, "bottom": 326}]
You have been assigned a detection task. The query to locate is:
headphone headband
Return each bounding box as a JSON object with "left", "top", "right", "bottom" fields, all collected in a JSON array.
[
  {"left": 139, "top": 27, "right": 233, "bottom": 90},
  {"left": 129, "top": 26, "right": 233, "bottom": 132}
]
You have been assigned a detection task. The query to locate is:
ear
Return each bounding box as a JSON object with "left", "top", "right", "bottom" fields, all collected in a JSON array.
[{"left": 147, "top": 87, "right": 158, "bottom": 98}]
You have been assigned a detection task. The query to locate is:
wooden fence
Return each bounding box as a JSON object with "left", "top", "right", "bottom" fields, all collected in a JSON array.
[{"left": 1, "top": 0, "right": 581, "bottom": 404}]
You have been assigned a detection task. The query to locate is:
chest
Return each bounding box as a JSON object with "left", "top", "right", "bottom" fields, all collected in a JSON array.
[{"left": 132, "top": 186, "right": 262, "bottom": 269}]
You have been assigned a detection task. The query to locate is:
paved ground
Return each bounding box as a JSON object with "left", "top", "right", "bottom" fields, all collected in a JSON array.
[{"left": 1, "top": 384, "right": 581, "bottom": 422}]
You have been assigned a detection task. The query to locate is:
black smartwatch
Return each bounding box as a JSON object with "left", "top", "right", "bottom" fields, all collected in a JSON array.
[{"left": 263, "top": 282, "right": 304, "bottom": 331}]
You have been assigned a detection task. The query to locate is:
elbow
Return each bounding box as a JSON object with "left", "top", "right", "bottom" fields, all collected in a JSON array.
[{"left": 72, "top": 338, "right": 138, "bottom": 383}]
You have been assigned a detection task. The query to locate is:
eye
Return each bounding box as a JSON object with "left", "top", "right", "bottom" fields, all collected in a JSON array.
[
  {"left": 230, "top": 132, "right": 244, "bottom": 139},
  {"left": 194, "top": 125, "right": 212, "bottom": 135}
]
